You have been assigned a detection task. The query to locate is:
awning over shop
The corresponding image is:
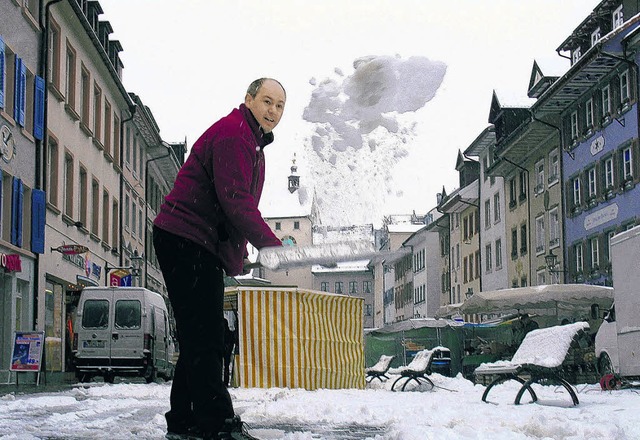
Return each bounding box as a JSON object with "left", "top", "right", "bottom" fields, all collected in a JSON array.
[{"left": 224, "top": 287, "right": 365, "bottom": 390}]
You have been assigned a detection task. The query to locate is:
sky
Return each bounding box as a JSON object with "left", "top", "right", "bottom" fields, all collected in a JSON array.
[
  {"left": 1, "top": 372, "right": 639, "bottom": 439},
  {"left": 97, "top": 0, "right": 602, "bottom": 227}
]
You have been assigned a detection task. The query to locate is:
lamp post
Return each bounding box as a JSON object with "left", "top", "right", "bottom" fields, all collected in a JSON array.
[
  {"left": 545, "top": 249, "right": 566, "bottom": 277},
  {"left": 104, "top": 250, "right": 144, "bottom": 286}
]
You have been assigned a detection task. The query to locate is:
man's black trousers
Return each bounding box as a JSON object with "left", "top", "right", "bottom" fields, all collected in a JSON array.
[{"left": 153, "top": 226, "right": 234, "bottom": 433}]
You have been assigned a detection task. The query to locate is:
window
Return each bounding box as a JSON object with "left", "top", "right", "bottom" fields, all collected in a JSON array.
[
  {"left": 111, "top": 199, "right": 119, "bottom": 249},
  {"left": 469, "top": 253, "right": 474, "bottom": 280},
  {"left": 335, "top": 282, "right": 343, "bottom": 294},
  {"left": 509, "top": 178, "right": 517, "bottom": 208},
  {"left": 585, "top": 98, "right": 594, "bottom": 129},
  {"left": 604, "top": 156, "right": 614, "bottom": 188},
  {"left": 64, "top": 153, "right": 73, "bottom": 217},
  {"left": 549, "top": 151, "right": 559, "bottom": 184},
  {"left": 65, "top": 42, "right": 76, "bottom": 111},
  {"left": 349, "top": 281, "right": 357, "bottom": 294},
  {"left": 475, "top": 250, "right": 480, "bottom": 279},
  {"left": 114, "top": 300, "right": 141, "bottom": 329},
  {"left": 132, "top": 134, "right": 138, "bottom": 175},
  {"left": 363, "top": 281, "right": 372, "bottom": 293},
  {"left": 572, "top": 47, "right": 581, "bottom": 64},
  {"left": 575, "top": 243, "right": 584, "bottom": 273},
  {"left": 590, "top": 237, "right": 600, "bottom": 269},
  {"left": 549, "top": 207, "right": 560, "bottom": 247},
  {"left": 455, "top": 243, "right": 460, "bottom": 268},
  {"left": 463, "top": 216, "right": 469, "bottom": 241},
  {"left": 320, "top": 282, "right": 328, "bottom": 292},
  {"left": 535, "top": 160, "right": 544, "bottom": 194},
  {"left": 294, "top": 221, "right": 300, "bottom": 229},
  {"left": 620, "top": 70, "right": 630, "bottom": 105},
  {"left": 591, "top": 28, "right": 601, "bottom": 47},
  {"left": 124, "top": 193, "right": 130, "bottom": 229},
  {"left": 125, "top": 125, "right": 131, "bottom": 165},
  {"left": 102, "top": 190, "right": 109, "bottom": 243},
  {"left": 520, "top": 224, "right": 527, "bottom": 255},
  {"left": 519, "top": 171, "right": 527, "bottom": 201},
  {"left": 275, "top": 222, "right": 281, "bottom": 230},
  {"left": 622, "top": 146, "right": 633, "bottom": 180},
  {"left": 48, "top": 19, "right": 61, "bottom": 91},
  {"left": 47, "top": 137, "right": 59, "bottom": 206},
  {"left": 90, "top": 178, "right": 99, "bottom": 235},
  {"left": 139, "top": 207, "right": 143, "bottom": 242},
  {"left": 573, "top": 176, "right": 582, "bottom": 206},
  {"left": 495, "top": 239, "right": 502, "bottom": 269},
  {"left": 132, "top": 201, "right": 137, "bottom": 237},
  {"left": 79, "top": 167, "right": 87, "bottom": 226},
  {"left": 104, "top": 100, "right": 112, "bottom": 156},
  {"left": 113, "top": 114, "right": 120, "bottom": 164},
  {"left": 485, "top": 244, "right": 492, "bottom": 273},
  {"left": 570, "top": 110, "right": 579, "bottom": 140},
  {"left": 511, "top": 228, "right": 518, "bottom": 259},
  {"left": 613, "top": 5, "right": 624, "bottom": 28},
  {"left": 463, "top": 256, "right": 468, "bottom": 283},
  {"left": 587, "top": 167, "right": 597, "bottom": 199},
  {"left": 535, "top": 215, "right": 545, "bottom": 254},
  {"left": 602, "top": 86, "right": 611, "bottom": 118},
  {"left": 93, "top": 83, "right": 102, "bottom": 143},
  {"left": 537, "top": 269, "right": 546, "bottom": 286},
  {"left": 82, "top": 300, "right": 109, "bottom": 329},
  {"left": 80, "top": 65, "right": 90, "bottom": 129},
  {"left": 606, "top": 230, "right": 616, "bottom": 263},
  {"left": 484, "top": 199, "right": 490, "bottom": 229},
  {"left": 493, "top": 193, "right": 500, "bottom": 223}
]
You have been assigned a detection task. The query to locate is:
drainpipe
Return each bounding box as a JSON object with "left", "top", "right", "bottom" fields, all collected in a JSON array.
[
  {"left": 529, "top": 112, "right": 567, "bottom": 284},
  {"left": 34, "top": 0, "right": 62, "bottom": 330}
]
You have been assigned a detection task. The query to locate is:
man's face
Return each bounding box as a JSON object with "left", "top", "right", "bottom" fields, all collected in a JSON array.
[{"left": 245, "top": 80, "right": 286, "bottom": 133}]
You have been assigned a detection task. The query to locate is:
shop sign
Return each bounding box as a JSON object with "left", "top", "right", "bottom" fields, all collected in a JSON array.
[
  {"left": 52, "top": 244, "right": 89, "bottom": 255},
  {"left": 0, "top": 253, "right": 22, "bottom": 272},
  {"left": 63, "top": 252, "right": 102, "bottom": 281}
]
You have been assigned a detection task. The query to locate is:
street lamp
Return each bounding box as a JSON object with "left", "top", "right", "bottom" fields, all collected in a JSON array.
[
  {"left": 544, "top": 249, "right": 566, "bottom": 274},
  {"left": 104, "top": 250, "right": 144, "bottom": 286}
]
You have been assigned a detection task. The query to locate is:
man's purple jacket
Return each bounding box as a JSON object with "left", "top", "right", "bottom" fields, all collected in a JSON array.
[{"left": 154, "top": 104, "right": 282, "bottom": 275}]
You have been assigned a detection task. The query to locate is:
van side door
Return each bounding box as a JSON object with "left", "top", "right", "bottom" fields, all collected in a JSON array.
[{"left": 154, "top": 308, "right": 168, "bottom": 370}]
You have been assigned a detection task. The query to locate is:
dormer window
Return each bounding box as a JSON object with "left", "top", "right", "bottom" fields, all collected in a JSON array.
[
  {"left": 591, "top": 28, "right": 601, "bottom": 47},
  {"left": 613, "top": 5, "right": 624, "bottom": 29},
  {"left": 572, "top": 47, "right": 582, "bottom": 64}
]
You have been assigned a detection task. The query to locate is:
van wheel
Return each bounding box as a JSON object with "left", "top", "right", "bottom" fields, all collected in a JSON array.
[
  {"left": 598, "top": 353, "right": 614, "bottom": 376},
  {"left": 76, "top": 372, "right": 92, "bottom": 383},
  {"left": 144, "top": 366, "right": 157, "bottom": 384}
]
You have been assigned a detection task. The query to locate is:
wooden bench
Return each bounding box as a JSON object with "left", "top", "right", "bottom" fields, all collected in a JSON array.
[
  {"left": 391, "top": 347, "right": 451, "bottom": 391},
  {"left": 365, "top": 355, "right": 395, "bottom": 383},
  {"left": 474, "top": 322, "right": 590, "bottom": 406}
]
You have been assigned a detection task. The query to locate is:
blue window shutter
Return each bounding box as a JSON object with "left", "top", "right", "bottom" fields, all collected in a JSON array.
[
  {"left": 18, "top": 58, "right": 26, "bottom": 127},
  {"left": 13, "top": 56, "right": 20, "bottom": 122},
  {"left": 34, "top": 75, "right": 45, "bottom": 140},
  {"left": 31, "top": 189, "right": 45, "bottom": 253},
  {"left": 11, "top": 177, "right": 23, "bottom": 247},
  {"left": 0, "top": 36, "right": 5, "bottom": 109}
]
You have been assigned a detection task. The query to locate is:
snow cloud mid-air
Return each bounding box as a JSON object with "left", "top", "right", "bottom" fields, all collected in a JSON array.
[{"left": 303, "top": 54, "right": 447, "bottom": 226}]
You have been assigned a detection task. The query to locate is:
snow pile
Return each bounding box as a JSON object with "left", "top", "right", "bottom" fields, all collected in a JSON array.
[{"left": 303, "top": 55, "right": 446, "bottom": 226}]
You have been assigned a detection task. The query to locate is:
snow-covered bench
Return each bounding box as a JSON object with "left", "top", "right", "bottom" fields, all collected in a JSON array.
[
  {"left": 365, "top": 354, "right": 395, "bottom": 383},
  {"left": 391, "top": 347, "right": 451, "bottom": 391},
  {"left": 474, "top": 322, "right": 591, "bottom": 406}
]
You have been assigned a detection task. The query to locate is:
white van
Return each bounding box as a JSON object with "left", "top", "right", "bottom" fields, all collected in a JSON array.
[
  {"left": 73, "top": 287, "right": 175, "bottom": 383},
  {"left": 595, "top": 225, "right": 640, "bottom": 380}
]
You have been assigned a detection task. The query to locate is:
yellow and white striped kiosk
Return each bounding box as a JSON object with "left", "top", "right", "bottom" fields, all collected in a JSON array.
[{"left": 224, "top": 286, "right": 365, "bottom": 390}]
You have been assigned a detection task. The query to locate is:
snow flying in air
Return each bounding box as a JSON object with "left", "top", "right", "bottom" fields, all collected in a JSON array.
[{"left": 302, "top": 54, "right": 447, "bottom": 226}]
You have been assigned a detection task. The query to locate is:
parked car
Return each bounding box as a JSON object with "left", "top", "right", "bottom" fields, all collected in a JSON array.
[{"left": 73, "top": 287, "right": 175, "bottom": 383}]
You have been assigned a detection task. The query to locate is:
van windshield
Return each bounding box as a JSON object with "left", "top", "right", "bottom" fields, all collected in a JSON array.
[
  {"left": 82, "top": 300, "right": 109, "bottom": 329},
  {"left": 115, "top": 300, "right": 141, "bottom": 329}
]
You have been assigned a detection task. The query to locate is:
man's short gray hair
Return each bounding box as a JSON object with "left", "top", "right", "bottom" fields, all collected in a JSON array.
[{"left": 246, "top": 78, "right": 286, "bottom": 98}]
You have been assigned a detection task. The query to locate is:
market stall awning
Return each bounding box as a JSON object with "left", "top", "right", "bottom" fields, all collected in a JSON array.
[{"left": 459, "top": 284, "right": 614, "bottom": 315}]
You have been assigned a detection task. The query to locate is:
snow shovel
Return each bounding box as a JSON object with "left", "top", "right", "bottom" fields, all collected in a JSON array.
[{"left": 245, "top": 241, "right": 411, "bottom": 271}]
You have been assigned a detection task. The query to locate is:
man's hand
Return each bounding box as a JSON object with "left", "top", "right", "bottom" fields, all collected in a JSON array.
[{"left": 242, "top": 257, "right": 252, "bottom": 275}]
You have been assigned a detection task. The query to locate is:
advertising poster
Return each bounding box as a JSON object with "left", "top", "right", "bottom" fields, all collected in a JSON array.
[{"left": 10, "top": 332, "right": 44, "bottom": 372}]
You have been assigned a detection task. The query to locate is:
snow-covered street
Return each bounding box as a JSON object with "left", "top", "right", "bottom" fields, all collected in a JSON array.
[{"left": 0, "top": 374, "right": 638, "bottom": 440}]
